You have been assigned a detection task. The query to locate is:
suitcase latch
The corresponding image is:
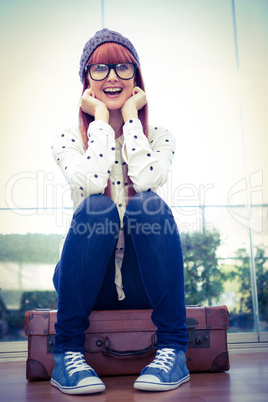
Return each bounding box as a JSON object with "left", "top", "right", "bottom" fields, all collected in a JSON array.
[
  {"left": 187, "top": 329, "right": 210, "bottom": 348},
  {"left": 186, "top": 317, "right": 210, "bottom": 348}
]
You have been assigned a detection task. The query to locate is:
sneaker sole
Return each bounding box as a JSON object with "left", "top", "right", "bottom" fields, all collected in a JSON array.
[
  {"left": 134, "top": 373, "right": 190, "bottom": 392},
  {"left": 50, "top": 378, "right": 105, "bottom": 395}
]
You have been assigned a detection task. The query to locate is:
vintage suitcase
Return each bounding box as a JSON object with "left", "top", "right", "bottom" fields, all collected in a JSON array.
[{"left": 25, "top": 306, "right": 229, "bottom": 381}]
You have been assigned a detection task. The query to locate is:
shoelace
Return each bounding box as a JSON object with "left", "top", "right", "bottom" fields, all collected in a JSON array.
[
  {"left": 147, "top": 348, "right": 176, "bottom": 373},
  {"left": 64, "top": 351, "right": 92, "bottom": 376}
]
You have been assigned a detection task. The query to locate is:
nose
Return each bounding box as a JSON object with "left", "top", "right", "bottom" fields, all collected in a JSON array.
[{"left": 107, "top": 67, "right": 118, "bottom": 81}]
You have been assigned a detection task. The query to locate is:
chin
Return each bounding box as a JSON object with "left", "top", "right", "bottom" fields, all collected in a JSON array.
[{"left": 106, "top": 102, "right": 124, "bottom": 111}]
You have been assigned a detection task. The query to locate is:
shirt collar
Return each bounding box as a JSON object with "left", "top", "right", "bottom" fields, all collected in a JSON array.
[{"left": 115, "top": 134, "right": 124, "bottom": 146}]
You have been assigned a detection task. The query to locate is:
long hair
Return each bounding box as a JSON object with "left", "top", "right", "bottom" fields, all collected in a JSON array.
[{"left": 79, "top": 42, "right": 149, "bottom": 200}]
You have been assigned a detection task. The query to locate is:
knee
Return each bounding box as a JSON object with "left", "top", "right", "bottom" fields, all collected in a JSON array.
[
  {"left": 73, "top": 194, "right": 119, "bottom": 222},
  {"left": 125, "top": 191, "right": 171, "bottom": 221},
  {"left": 124, "top": 191, "right": 173, "bottom": 225}
]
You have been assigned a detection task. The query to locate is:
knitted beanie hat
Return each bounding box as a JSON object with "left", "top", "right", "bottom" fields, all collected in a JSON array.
[{"left": 79, "top": 28, "right": 140, "bottom": 82}]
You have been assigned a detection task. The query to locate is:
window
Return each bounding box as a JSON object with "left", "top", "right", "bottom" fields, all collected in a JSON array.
[{"left": 1, "top": 0, "right": 267, "bottom": 353}]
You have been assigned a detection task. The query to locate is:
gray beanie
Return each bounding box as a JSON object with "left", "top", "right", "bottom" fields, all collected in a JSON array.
[{"left": 79, "top": 28, "right": 140, "bottom": 82}]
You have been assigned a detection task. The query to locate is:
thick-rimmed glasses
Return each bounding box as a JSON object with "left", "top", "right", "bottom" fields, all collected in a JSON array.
[{"left": 86, "top": 63, "right": 137, "bottom": 81}]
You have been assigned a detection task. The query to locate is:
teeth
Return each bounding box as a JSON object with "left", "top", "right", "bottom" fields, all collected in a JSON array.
[{"left": 104, "top": 88, "right": 122, "bottom": 93}]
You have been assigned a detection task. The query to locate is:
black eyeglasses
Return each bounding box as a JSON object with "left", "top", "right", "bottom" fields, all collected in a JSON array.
[{"left": 86, "top": 63, "right": 137, "bottom": 81}]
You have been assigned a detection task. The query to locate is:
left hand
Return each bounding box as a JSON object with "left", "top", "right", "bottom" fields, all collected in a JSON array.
[{"left": 121, "top": 86, "right": 147, "bottom": 122}]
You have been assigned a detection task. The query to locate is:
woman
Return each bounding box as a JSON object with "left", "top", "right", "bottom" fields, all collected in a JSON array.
[{"left": 51, "top": 28, "right": 189, "bottom": 395}]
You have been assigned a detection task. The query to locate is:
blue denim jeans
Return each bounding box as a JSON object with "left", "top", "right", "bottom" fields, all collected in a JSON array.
[{"left": 53, "top": 192, "right": 188, "bottom": 353}]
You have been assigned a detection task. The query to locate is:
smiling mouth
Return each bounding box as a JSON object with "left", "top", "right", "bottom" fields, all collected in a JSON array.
[{"left": 103, "top": 87, "right": 123, "bottom": 96}]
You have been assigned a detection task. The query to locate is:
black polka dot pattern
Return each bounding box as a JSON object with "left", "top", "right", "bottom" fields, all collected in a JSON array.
[{"left": 52, "top": 123, "right": 175, "bottom": 239}]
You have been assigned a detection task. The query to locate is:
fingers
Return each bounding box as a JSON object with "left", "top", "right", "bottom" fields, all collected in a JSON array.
[
  {"left": 80, "top": 89, "right": 95, "bottom": 112},
  {"left": 83, "top": 88, "right": 95, "bottom": 98},
  {"left": 80, "top": 90, "right": 109, "bottom": 121},
  {"left": 131, "top": 87, "right": 147, "bottom": 108},
  {"left": 132, "top": 86, "right": 141, "bottom": 96}
]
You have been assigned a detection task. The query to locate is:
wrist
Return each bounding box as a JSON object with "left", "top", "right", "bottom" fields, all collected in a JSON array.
[
  {"left": 122, "top": 104, "right": 138, "bottom": 123},
  {"left": 95, "top": 106, "right": 109, "bottom": 123}
]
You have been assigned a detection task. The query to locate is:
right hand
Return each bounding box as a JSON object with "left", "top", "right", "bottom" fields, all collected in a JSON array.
[{"left": 80, "top": 89, "right": 109, "bottom": 123}]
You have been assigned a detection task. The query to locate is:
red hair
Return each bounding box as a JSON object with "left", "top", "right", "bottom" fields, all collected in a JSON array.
[
  {"left": 79, "top": 42, "right": 149, "bottom": 200},
  {"left": 79, "top": 42, "right": 148, "bottom": 147}
]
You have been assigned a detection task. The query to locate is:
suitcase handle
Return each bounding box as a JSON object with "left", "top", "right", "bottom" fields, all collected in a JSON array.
[{"left": 102, "top": 336, "right": 156, "bottom": 360}]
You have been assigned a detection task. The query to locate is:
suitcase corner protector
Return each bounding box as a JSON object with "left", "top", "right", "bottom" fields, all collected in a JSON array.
[
  {"left": 211, "top": 351, "right": 230, "bottom": 372},
  {"left": 26, "top": 358, "right": 51, "bottom": 381}
]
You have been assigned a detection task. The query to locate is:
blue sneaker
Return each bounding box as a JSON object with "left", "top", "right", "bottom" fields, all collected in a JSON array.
[
  {"left": 134, "top": 348, "right": 190, "bottom": 391},
  {"left": 50, "top": 351, "right": 105, "bottom": 395}
]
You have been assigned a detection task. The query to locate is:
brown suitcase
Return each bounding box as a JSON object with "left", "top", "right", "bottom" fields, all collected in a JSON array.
[{"left": 25, "top": 306, "right": 230, "bottom": 381}]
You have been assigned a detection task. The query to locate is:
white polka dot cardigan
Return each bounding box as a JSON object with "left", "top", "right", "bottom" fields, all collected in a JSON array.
[{"left": 51, "top": 118, "right": 176, "bottom": 300}]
